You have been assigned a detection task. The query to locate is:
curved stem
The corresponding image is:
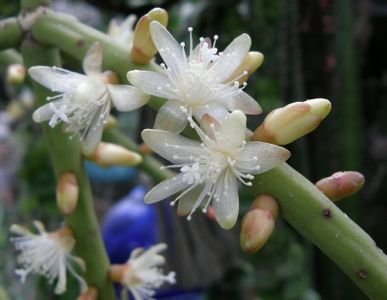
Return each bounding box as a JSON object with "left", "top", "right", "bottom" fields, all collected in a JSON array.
[
  {"left": 21, "top": 37, "right": 115, "bottom": 300},
  {"left": 0, "top": 18, "right": 23, "bottom": 50},
  {"left": 103, "top": 128, "right": 173, "bottom": 182},
  {"left": 253, "top": 163, "right": 387, "bottom": 299}
]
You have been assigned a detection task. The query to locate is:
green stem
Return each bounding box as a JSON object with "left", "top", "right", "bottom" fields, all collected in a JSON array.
[
  {"left": 253, "top": 163, "right": 387, "bottom": 299},
  {"left": 21, "top": 37, "right": 115, "bottom": 300},
  {"left": 0, "top": 18, "right": 23, "bottom": 50},
  {"left": 31, "top": 11, "right": 139, "bottom": 81},
  {"left": 103, "top": 128, "right": 173, "bottom": 182},
  {"left": 20, "top": 0, "right": 50, "bottom": 10}
]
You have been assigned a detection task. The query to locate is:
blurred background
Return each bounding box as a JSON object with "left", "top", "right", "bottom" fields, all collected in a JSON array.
[{"left": 1, "top": 0, "right": 387, "bottom": 299}]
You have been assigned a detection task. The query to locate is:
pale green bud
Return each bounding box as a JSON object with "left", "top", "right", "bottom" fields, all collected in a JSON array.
[
  {"left": 253, "top": 98, "right": 331, "bottom": 145},
  {"left": 130, "top": 8, "right": 168, "bottom": 64},
  {"left": 315, "top": 171, "right": 365, "bottom": 201},
  {"left": 56, "top": 173, "right": 79, "bottom": 215},
  {"left": 85, "top": 142, "right": 142, "bottom": 167}
]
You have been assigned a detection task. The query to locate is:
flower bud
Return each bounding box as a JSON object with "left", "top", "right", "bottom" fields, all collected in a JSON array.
[
  {"left": 250, "top": 194, "right": 279, "bottom": 219},
  {"left": 315, "top": 171, "right": 365, "bottom": 201},
  {"left": 240, "top": 208, "right": 275, "bottom": 253},
  {"left": 77, "top": 287, "right": 98, "bottom": 300},
  {"left": 225, "top": 51, "right": 264, "bottom": 84},
  {"left": 252, "top": 98, "right": 331, "bottom": 145},
  {"left": 6, "top": 64, "right": 26, "bottom": 85},
  {"left": 131, "top": 8, "right": 168, "bottom": 64},
  {"left": 56, "top": 173, "right": 79, "bottom": 215},
  {"left": 85, "top": 142, "right": 142, "bottom": 167}
]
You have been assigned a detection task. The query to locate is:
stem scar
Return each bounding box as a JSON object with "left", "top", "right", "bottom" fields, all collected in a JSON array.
[
  {"left": 356, "top": 269, "right": 368, "bottom": 279},
  {"left": 322, "top": 208, "right": 332, "bottom": 218}
]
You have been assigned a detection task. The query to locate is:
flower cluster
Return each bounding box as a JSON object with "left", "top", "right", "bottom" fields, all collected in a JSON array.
[
  {"left": 112, "top": 243, "right": 176, "bottom": 300},
  {"left": 30, "top": 42, "right": 149, "bottom": 155},
  {"left": 127, "top": 21, "right": 262, "bottom": 132},
  {"left": 10, "top": 221, "right": 87, "bottom": 295},
  {"left": 133, "top": 22, "right": 290, "bottom": 229}
]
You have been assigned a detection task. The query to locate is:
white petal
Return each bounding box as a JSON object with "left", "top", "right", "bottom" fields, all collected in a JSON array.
[
  {"left": 127, "top": 70, "right": 174, "bottom": 99},
  {"left": 81, "top": 101, "right": 111, "bottom": 155},
  {"left": 82, "top": 42, "right": 102, "bottom": 76},
  {"left": 141, "top": 129, "right": 204, "bottom": 164},
  {"left": 176, "top": 185, "right": 203, "bottom": 216},
  {"left": 217, "top": 110, "right": 246, "bottom": 150},
  {"left": 28, "top": 66, "right": 86, "bottom": 93},
  {"left": 236, "top": 141, "right": 290, "bottom": 174},
  {"left": 212, "top": 171, "right": 239, "bottom": 230},
  {"left": 32, "top": 103, "right": 55, "bottom": 123},
  {"left": 222, "top": 90, "right": 262, "bottom": 115},
  {"left": 192, "top": 102, "right": 229, "bottom": 124},
  {"left": 154, "top": 100, "right": 188, "bottom": 133},
  {"left": 82, "top": 124, "right": 104, "bottom": 155},
  {"left": 210, "top": 33, "right": 251, "bottom": 82},
  {"left": 150, "top": 21, "right": 186, "bottom": 72},
  {"left": 108, "top": 84, "right": 149, "bottom": 111},
  {"left": 144, "top": 173, "right": 191, "bottom": 204}
]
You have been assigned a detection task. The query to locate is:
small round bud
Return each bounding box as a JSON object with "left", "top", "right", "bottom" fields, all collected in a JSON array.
[
  {"left": 250, "top": 194, "right": 279, "bottom": 219},
  {"left": 240, "top": 208, "right": 275, "bottom": 253},
  {"left": 85, "top": 142, "right": 142, "bottom": 167},
  {"left": 6, "top": 64, "right": 26, "bottom": 85},
  {"left": 225, "top": 51, "right": 264, "bottom": 84},
  {"left": 131, "top": 8, "right": 169, "bottom": 64},
  {"left": 56, "top": 173, "right": 79, "bottom": 215},
  {"left": 315, "top": 171, "right": 365, "bottom": 201},
  {"left": 253, "top": 98, "right": 332, "bottom": 145}
]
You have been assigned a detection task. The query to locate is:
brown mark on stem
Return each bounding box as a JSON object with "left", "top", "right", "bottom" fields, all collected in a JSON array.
[
  {"left": 77, "top": 39, "right": 85, "bottom": 48},
  {"left": 356, "top": 269, "right": 368, "bottom": 279},
  {"left": 322, "top": 208, "right": 332, "bottom": 218}
]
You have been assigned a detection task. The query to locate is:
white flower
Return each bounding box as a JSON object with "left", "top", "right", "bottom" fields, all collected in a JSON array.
[
  {"left": 107, "top": 14, "right": 137, "bottom": 48},
  {"left": 127, "top": 21, "right": 262, "bottom": 133},
  {"left": 142, "top": 110, "right": 290, "bottom": 229},
  {"left": 29, "top": 42, "right": 149, "bottom": 155},
  {"left": 120, "top": 243, "right": 176, "bottom": 300},
  {"left": 10, "top": 221, "right": 87, "bottom": 294}
]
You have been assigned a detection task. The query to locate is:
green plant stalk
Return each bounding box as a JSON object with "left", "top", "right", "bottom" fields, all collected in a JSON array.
[
  {"left": 21, "top": 37, "right": 115, "bottom": 300},
  {"left": 253, "top": 163, "right": 387, "bottom": 299},
  {"left": 103, "top": 128, "right": 173, "bottom": 183},
  {"left": 0, "top": 18, "right": 23, "bottom": 50}
]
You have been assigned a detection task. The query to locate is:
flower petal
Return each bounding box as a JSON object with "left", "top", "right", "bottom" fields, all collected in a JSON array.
[
  {"left": 81, "top": 101, "right": 111, "bottom": 155},
  {"left": 192, "top": 102, "right": 229, "bottom": 124},
  {"left": 127, "top": 70, "right": 174, "bottom": 99},
  {"left": 28, "top": 66, "right": 86, "bottom": 93},
  {"left": 176, "top": 185, "right": 204, "bottom": 216},
  {"left": 82, "top": 42, "right": 102, "bottom": 76},
  {"left": 32, "top": 103, "right": 55, "bottom": 123},
  {"left": 236, "top": 141, "right": 290, "bottom": 174},
  {"left": 141, "top": 129, "right": 204, "bottom": 164},
  {"left": 223, "top": 90, "right": 262, "bottom": 115},
  {"left": 144, "top": 173, "right": 191, "bottom": 204},
  {"left": 217, "top": 110, "right": 246, "bottom": 150},
  {"left": 150, "top": 21, "right": 186, "bottom": 72},
  {"left": 212, "top": 171, "right": 239, "bottom": 230},
  {"left": 107, "top": 84, "right": 149, "bottom": 111},
  {"left": 154, "top": 100, "right": 188, "bottom": 133},
  {"left": 210, "top": 33, "right": 251, "bottom": 83}
]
